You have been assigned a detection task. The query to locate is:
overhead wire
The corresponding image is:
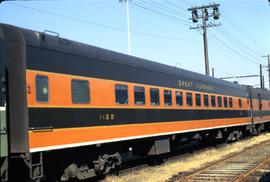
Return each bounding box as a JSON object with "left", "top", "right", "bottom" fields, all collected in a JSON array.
[
  {"left": 213, "top": 27, "right": 264, "bottom": 63},
  {"left": 130, "top": 1, "right": 191, "bottom": 26},
  {"left": 204, "top": 0, "right": 267, "bottom": 60},
  {"left": 208, "top": 40, "right": 252, "bottom": 75},
  {"left": 209, "top": 32, "right": 261, "bottom": 65},
  {"left": 215, "top": 68, "right": 235, "bottom": 77},
  {"left": 179, "top": 0, "right": 194, "bottom": 6},
  {"left": 215, "top": 27, "right": 263, "bottom": 58},
  {"left": 188, "top": 0, "right": 267, "bottom": 84},
  {"left": 8, "top": 2, "right": 198, "bottom": 42},
  {"left": 9, "top": 0, "right": 267, "bottom": 81},
  {"left": 192, "top": 31, "right": 249, "bottom": 78},
  {"left": 162, "top": 0, "right": 187, "bottom": 12},
  {"left": 147, "top": 0, "right": 188, "bottom": 18},
  {"left": 221, "top": 10, "right": 268, "bottom": 54}
]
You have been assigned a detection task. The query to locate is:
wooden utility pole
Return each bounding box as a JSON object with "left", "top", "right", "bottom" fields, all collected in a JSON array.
[
  {"left": 267, "top": 54, "right": 270, "bottom": 90},
  {"left": 202, "top": 15, "right": 209, "bottom": 76},
  {"left": 260, "top": 64, "right": 263, "bottom": 89},
  {"left": 262, "top": 54, "right": 270, "bottom": 89},
  {"left": 188, "top": 3, "right": 221, "bottom": 76}
]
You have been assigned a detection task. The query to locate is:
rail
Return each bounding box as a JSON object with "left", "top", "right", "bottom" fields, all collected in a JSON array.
[{"left": 170, "top": 140, "right": 270, "bottom": 182}]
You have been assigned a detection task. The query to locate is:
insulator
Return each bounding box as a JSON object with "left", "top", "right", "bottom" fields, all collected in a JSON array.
[
  {"left": 192, "top": 9, "right": 198, "bottom": 23},
  {"left": 213, "top": 6, "right": 220, "bottom": 20}
]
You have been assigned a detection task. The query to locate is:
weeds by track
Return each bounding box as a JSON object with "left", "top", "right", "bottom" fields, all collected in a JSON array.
[
  {"left": 105, "top": 141, "right": 227, "bottom": 181},
  {"left": 169, "top": 139, "right": 270, "bottom": 182}
]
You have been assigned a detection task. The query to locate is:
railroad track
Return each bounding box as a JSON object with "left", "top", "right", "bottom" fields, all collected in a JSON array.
[
  {"left": 169, "top": 140, "right": 270, "bottom": 182},
  {"left": 116, "top": 141, "right": 218, "bottom": 176}
]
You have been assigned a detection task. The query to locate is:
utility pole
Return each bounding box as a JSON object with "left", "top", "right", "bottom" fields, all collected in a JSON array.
[
  {"left": 188, "top": 3, "right": 221, "bottom": 76},
  {"left": 263, "top": 76, "right": 265, "bottom": 89},
  {"left": 212, "top": 67, "right": 215, "bottom": 77},
  {"left": 260, "top": 64, "right": 263, "bottom": 89},
  {"left": 262, "top": 54, "right": 270, "bottom": 89},
  {"left": 119, "top": 0, "right": 131, "bottom": 55}
]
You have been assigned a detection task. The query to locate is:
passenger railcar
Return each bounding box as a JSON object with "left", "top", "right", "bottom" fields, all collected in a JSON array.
[{"left": 1, "top": 24, "right": 270, "bottom": 181}]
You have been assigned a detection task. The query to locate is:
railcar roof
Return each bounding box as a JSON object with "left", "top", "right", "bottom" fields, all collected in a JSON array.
[{"left": 0, "top": 24, "right": 257, "bottom": 92}]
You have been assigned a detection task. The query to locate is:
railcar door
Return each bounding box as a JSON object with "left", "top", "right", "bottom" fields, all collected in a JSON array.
[
  {"left": 258, "top": 93, "right": 263, "bottom": 119},
  {"left": 246, "top": 86, "right": 254, "bottom": 124},
  {"left": 0, "top": 27, "right": 8, "bottom": 181}
]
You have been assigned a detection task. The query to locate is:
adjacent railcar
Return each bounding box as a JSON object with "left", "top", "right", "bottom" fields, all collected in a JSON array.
[{"left": 1, "top": 24, "right": 270, "bottom": 181}]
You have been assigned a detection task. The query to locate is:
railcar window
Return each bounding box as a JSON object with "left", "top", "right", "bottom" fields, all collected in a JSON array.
[
  {"left": 134, "top": 86, "right": 145, "bottom": 105},
  {"left": 150, "top": 88, "right": 160, "bottom": 105},
  {"left": 36, "top": 75, "right": 49, "bottom": 102},
  {"left": 224, "top": 97, "right": 228, "bottom": 108},
  {"left": 211, "top": 96, "right": 216, "bottom": 107},
  {"left": 204, "top": 95, "right": 209, "bottom": 107},
  {"left": 115, "top": 84, "right": 128, "bottom": 104},
  {"left": 229, "top": 98, "right": 233, "bottom": 108},
  {"left": 71, "top": 80, "right": 90, "bottom": 104},
  {"left": 164, "top": 90, "right": 172, "bottom": 106},
  {"left": 195, "top": 94, "right": 201, "bottom": 106},
  {"left": 217, "top": 96, "right": 222, "bottom": 107},
  {"left": 186, "top": 92, "right": 193, "bottom": 106},
  {"left": 239, "top": 99, "right": 243, "bottom": 108},
  {"left": 176, "top": 91, "right": 183, "bottom": 106}
]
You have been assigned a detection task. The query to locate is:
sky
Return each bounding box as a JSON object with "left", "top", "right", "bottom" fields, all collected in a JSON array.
[{"left": 0, "top": 0, "right": 269, "bottom": 88}]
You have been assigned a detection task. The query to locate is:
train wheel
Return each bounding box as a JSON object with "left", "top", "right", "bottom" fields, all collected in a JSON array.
[{"left": 93, "top": 152, "right": 121, "bottom": 175}]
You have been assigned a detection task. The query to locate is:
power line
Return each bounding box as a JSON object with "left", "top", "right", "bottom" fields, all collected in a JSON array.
[
  {"left": 147, "top": 0, "right": 188, "bottom": 18},
  {"left": 208, "top": 40, "right": 251, "bottom": 75},
  {"left": 215, "top": 27, "right": 263, "bottom": 59},
  {"left": 219, "top": 75, "right": 259, "bottom": 80},
  {"left": 180, "top": 0, "right": 194, "bottom": 6},
  {"left": 204, "top": 0, "right": 268, "bottom": 55},
  {"left": 162, "top": 0, "right": 187, "bottom": 12},
  {"left": 138, "top": 0, "right": 188, "bottom": 20},
  {"left": 214, "top": 68, "right": 235, "bottom": 77},
  {"left": 131, "top": 1, "right": 191, "bottom": 26},
  {"left": 213, "top": 28, "right": 264, "bottom": 63},
  {"left": 221, "top": 10, "right": 268, "bottom": 54},
  {"left": 8, "top": 2, "right": 198, "bottom": 42},
  {"left": 209, "top": 32, "right": 262, "bottom": 65}
]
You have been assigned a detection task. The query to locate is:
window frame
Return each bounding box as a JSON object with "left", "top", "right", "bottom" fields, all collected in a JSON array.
[
  {"left": 164, "top": 89, "right": 172, "bottom": 106},
  {"left": 150, "top": 88, "right": 160, "bottom": 106},
  {"left": 229, "top": 97, "right": 233, "bottom": 108},
  {"left": 195, "top": 93, "right": 201, "bottom": 107},
  {"left": 35, "top": 75, "right": 49, "bottom": 103},
  {"left": 203, "top": 94, "right": 209, "bottom": 107},
  {"left": 115, "top": 84, "right": 129, "bottom": 105},
  {"left": 217, "top": 96, "right": 222, "bottom": 107},
  {"left": 239, "top": 98, "right": 243, "bottom": 108},
  {"left": 134, "top": 86, "right": 145, "bottom": 105},
  {"left": 71, "top": 79, "right": 90, "bottom": 104},
  {"left": 211, "top": 95, "right": 216, "bottom": 107},
  {"left": 175, "top": 91, "right": 183, "bottom": 106},
  {"left": 224, "top": 97, "right": 228, "bottom": 108},
  {"left": 186, "top": 92, "right": 193, "bottom": 106}
]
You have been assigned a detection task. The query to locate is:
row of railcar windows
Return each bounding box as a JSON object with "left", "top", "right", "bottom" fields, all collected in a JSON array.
[
  {"left": 35, "top": 75, "right": 243, "bottom": 108},
  {"left": 115, "top": 84, "right": 243, "bottom": 108}
]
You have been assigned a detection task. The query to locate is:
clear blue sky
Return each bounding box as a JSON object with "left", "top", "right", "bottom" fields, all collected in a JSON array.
[{"left": 0, "top": 0, "right": 269, "bottom": 87}]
